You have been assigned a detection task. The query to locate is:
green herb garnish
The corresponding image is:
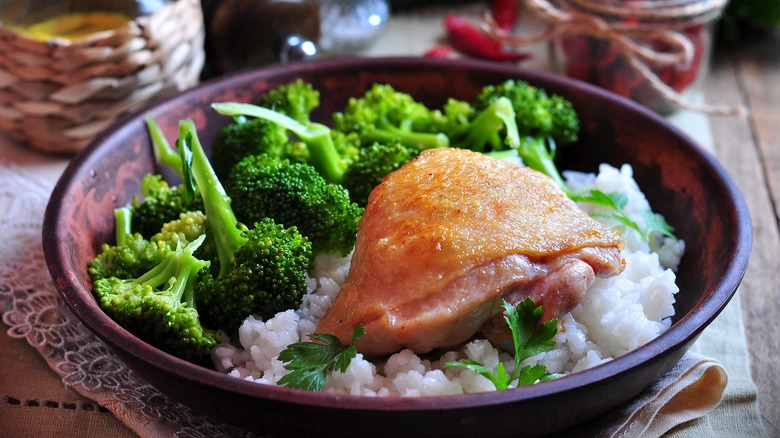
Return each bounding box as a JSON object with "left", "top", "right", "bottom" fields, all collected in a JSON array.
[
  {"left": 570, "top": 189, "right": 677, "bottom": 242},
  {"left": 445, "top": 299, "right": 562, "bottom": 390},
  {"left": 278, "top": 325, "right": 366, "bottom": 391}
]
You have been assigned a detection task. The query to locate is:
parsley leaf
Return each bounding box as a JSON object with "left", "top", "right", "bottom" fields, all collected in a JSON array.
[
  {"left": 570, "top": 189, "right": 677, "bottom": 242},
  {"left": 640, "top": 210, "right": 677, "bottom": 241},
  {"left": 517, "top": 364, "right": 549, "bottom": 386},
  {"left": 277, "top": 325, "right": 365, "bottom": 391},
  {"left": 512, "top": 299, "right": 557, "bottom": 362},
  {"left": 445, "top": 298, "right": 559, "bottom": 390},
  {"left": 448, "top": 360, "right": 512, "bottom": 390}
]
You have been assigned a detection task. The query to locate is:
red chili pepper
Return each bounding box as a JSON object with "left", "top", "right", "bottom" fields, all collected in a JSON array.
[
  {"left": 444, "top": 14, "right": 529, "bottom": 62},
  {"left": 424, "top": 44, "right": 454, "bottom": 59},
  {"left": 491, "top": 0, "right": 521, "bottom": 32}
]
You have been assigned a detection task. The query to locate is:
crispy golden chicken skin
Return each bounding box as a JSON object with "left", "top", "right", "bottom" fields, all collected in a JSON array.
[{"left": 316, "top": 148, "right": 625, "bottom": 356}]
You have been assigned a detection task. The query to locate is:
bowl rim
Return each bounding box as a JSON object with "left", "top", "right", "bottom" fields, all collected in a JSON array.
[{"left": 43, "top": 56, "right": 753, "bottom": 412}]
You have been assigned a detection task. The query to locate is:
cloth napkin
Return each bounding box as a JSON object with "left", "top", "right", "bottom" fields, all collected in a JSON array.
[
  {"left": 599, "top": 353, "right": 728, "bottom": 437},
  {"left": 0, "top": 161, "right": 767, "bottom": 437}
]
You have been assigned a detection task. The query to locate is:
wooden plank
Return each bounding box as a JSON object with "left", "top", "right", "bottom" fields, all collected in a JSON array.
[
  {"left": 706, "top": 46, "right": 780, "bottom": 436},
  {"left": 736, "top": 32, "right": 780, "bottom": 223}
]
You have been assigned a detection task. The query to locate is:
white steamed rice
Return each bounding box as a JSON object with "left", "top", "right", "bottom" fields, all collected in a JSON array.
[{"left": 211, "top": 163, "right": 685, "bottom": 396}]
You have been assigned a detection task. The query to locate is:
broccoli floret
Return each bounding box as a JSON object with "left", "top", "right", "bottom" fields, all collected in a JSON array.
[
  {"left": 93, "top": 234, "right": 218, "bottom": 362},
  {"left": 341, "top": 142, "right": 420, "bottom": 207},
  {"left": 440, "top": 97, "right": 476, "bottom": 135},
  {"left": 205, "top": 80, "right": 322, "bottom": 179},
  {"left": 476, "top": 80, "right": 580, "bottom": 191},
  {"left": 259, "top": 79, "right": 320, "bottom": 124},
  {"left": 129, "top": 174, "right": 203, "bottom": 239},
  {"left": 443, "top": 96, "right": 520, "bottom": 152},
  {"left": 137, "top": 116, "right": 206, "bottom": 238},
  {"left": 89, "top": 207, "right": 170, "bottom": 282},
  {"left": 196, "top": 216, "right": 312, "bottom": 331},
  {"left": 210, "top": 115, "right": 292, "bottom": 179},
  {"left": 150, "top": 210, "right": 207, "bottom": 248},
  {"left": 331, "top": 83, "right": 449, "bottom": 150},
  {"left": 475, "top": 79, "right": 579, "bottom": 146},
  {"left": 330, "top": 129, "right": 362, "bottom": 172},
  {"left": 226, "top": 154, "right": 363, "bottom": 256},
  {"left": 211, "top": 101, "right": 422, "bottom": 210},
  {"left": 176, "top": 119, "right": 313, "bottom": 332},
  {"left": 89, "top": 208, "right": 208, "bottom": 283},
  {"left": 212, "top": 102, "right": 349, "bottom": 184}
]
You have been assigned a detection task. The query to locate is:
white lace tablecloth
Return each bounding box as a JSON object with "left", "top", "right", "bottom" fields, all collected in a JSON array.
[{"left": 0, "top": 164, "right": 260, "bottom": 437}]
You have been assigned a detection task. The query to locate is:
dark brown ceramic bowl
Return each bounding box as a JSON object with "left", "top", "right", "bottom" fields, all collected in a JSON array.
[{"left": 43, "top": 57, "right": 751, "bottom": 437}]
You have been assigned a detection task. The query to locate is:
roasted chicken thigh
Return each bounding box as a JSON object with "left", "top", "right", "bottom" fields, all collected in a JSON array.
[{"left": 316, "top": 148, "right": 625, "bottom": 356}]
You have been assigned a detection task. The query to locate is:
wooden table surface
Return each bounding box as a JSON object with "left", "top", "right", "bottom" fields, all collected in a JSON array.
[{"left": 705, "top": 31, "right": 780, "bottom": 436}]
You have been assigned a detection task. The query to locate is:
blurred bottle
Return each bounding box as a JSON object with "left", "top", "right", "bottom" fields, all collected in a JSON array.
[
  {"left": 200, "top": 0, "right": 321, "bottom": 78},
  {"left": 0, "top": 0, "right": 167, "bottom": 41}
]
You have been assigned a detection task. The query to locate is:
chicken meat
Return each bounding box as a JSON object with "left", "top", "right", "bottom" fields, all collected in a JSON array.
[{"left": 316, "top": 148, "right": 625, "bottom": 356}]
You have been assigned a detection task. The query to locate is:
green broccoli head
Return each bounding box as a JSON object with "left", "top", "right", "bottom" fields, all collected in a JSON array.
[
  {"left": 475, "top": 79, "right": 579, "bottom": 146},
  {"left": 443, "top": 96, "right": 520, "bottom": 152},
  {"left": 90, "top": 207, "right": 210, "bottom": 283},
  {"left": 93, "top": 235, "right": 219, "bottom": 362},
  {"left": 90, "top": 207, "right": 167, "bottom": 282},
  {"left": 546, "top": 95, "right": 580, "bottom": 146},
  {"left": 212, "top": 102, "right": 348, "bottom": 184},
  {"left": 150, "top": 210, "right": 207, "bottom": 247},
  {"left": 89, "top": 233, "right": 169, "bottom": 282},
  {"left": 130, "top": 174, "right": 203, "bottom": 239},
  {"left": 260, "top": 79, "right": 321, "bottom": 124},
  {"left": 196, "top": 217, "right": 312, "bottom": 332},
  {"left": 331, "top": 83, "right": 450, "bottom": 150},
  {"left": 210, "top": 116, "right": 291, "bottom": 179},
  {"left": 329, "top": 129, "right": 362, "bottom": 173},
  {"left": 476, "top": 80, "right": 580, "bottom": 192},
  {"left": 175, "top": 119, "right": 314, "bottom": 333},
  {"left": 226, "top": 153, "right": 363, "bottom": 256},
  {"left": 440, "top": 98, "right": 477, "bottom": 136},
  {"left": 208, "top": 80, "right": 323, "bottom": 179},
  {"left": 341, "top": 142, "right": 420, "bottom": 207}
]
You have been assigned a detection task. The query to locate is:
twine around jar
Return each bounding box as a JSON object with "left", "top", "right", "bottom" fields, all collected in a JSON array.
[
  {"left": 0, "top": 0, "right": 205, "bottom": 154},
  {"left": 484, "top": 0, "right": 744, "bottom": 116}
]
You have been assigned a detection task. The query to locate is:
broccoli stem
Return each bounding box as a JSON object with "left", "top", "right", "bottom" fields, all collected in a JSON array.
[
  {"left": 484, "top": 135, "right": 572, "bottom": 196},
  {"left": 456, "top": 97, "right": 520, "bottom": 151},
  {"left": 484, "top": 148, "right": 522, "bottom": 161},
  {"left": 367, "top": 124, "right": 450, "bottom": 151},
  {"left": 146, "top": 113, "right": 184, "bottom": 179},
  {"left": 211, "top": 102, "right": 346, "bottom": 184},
  {"left": 179, "top": 119, "right": 247, "bottom": 277},
  {"left": 114, "top": 207, "right": 133, "bottom": 248},
  {"left": 518, "top": 136, "right": 571, "bottom": 195},
  {"left": 133, "top": 234, "right": 208, "bottom": 306}
]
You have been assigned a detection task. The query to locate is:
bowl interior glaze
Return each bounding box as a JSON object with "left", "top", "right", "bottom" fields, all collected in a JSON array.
[{"left": 43, "top": 57, "right": 751, "bottom": 437}]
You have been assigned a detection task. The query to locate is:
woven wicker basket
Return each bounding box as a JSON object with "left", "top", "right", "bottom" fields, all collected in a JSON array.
[{"left": 0, "top": 0, "right": 205, "bottom": 154}]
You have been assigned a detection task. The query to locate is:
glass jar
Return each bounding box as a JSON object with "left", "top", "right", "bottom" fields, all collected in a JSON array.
[
  {"left": 317, "top": 0, "right": 389, "bottom": 54},
  {"left": 548, "top": 0, "right": 728, "bottom": 115},
  {"left": 0, "top": 0, "right": 166, "bottom": 41}
]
